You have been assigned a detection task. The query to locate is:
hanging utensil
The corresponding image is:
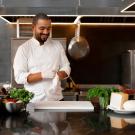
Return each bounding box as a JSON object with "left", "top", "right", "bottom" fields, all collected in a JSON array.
[{"left": 68, "top": 18, "right": 90, "bottom": 60}]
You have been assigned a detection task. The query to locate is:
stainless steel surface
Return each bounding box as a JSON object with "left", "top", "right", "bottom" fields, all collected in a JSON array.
[
  {"left": 68, "top": 22, "right": 90, "bottom": 60},
  {"left": 121, "top": 50, "right": 135, "bottom": 89},
  {"left": 0, "top": 0, "right": 134, "bottom": 15},
  {"left": 0, "top": 19, "right": 15, "bottom": 83},
  {"left": 68, "top": 36, "right": 90, "bottom": 60},
  {"left": 78, "top": 84, "right": 121, "bottom": 89}
]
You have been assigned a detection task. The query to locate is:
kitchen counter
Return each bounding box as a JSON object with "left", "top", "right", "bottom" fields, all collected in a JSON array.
[{"left": 0, "top": 109, "right": 135, "bottom": 135}]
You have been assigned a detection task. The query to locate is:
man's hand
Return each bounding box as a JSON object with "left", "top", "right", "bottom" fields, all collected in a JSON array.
[{"left": 57, "top": 71, "right": 68, "bottom": 80}]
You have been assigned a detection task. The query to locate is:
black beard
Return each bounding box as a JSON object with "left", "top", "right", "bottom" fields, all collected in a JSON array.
[
  {"left": 35, "top": 34, "right": 49, "bottom": 45},
  {"left": 40, "top": 41, "right": 45, "bottom": 45}
]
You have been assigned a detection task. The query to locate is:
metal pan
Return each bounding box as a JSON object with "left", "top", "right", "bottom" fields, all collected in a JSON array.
[{"left": 68, "top": 23, "right": 90, "bottom": 60}]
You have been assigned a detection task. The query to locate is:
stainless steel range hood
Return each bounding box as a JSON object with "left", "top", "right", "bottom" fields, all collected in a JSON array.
[
  {"left": 1, "top": 0, "right": 135, "bottom": 25},
  {"left": 0, "top": 0, "right": 134, "bottom": 15}
]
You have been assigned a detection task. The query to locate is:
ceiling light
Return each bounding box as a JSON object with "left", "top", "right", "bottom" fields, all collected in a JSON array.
[
  {"left": 121, "top": 2, "right": 135, "bottom": 13},
  {"left": 0, "top": 16, "right": 11, "bottom": 23}
]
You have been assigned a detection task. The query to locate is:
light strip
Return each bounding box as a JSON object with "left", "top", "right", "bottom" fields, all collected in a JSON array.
[
  {"left": 8, "top": 22, "right": 74, "bottom": 25},
  {"left": 10, "top": 22, "right": 135, "bottom": 26},
  {"left": 74, "top": 15, "right": 82, "bottom": 24},
  {"left": 121, "top": 2, "right": 135, "bottom": 13},
  {"left": 81, "top": 23, "right": 135, "bottom": 26},
  {"left": 52, "top": 23, "right": 74, "bottom": 25},
  {"left": 1, "top": 15, "right": 35, "bottom": 17},
  {"left": 2, "top": 14, "right": 135, "bottom": 17},
  {"left": 1, "top": 15, "right": 77, "bottom": 17},
  {"left": 0, "top": 16, "right": 11, "bottom": 24}
]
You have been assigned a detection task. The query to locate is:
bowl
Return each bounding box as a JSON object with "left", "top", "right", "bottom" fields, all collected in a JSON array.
[
  {"left": 4, "top": 102, "right": 25, "bottom": 113},
  {"left": 122, "top": 89, "right": 135, "bottom": 94},
  {"left": 0, "top": 95, "right": 8, "bottom": 99},
  {"left": 123, "top": 100, "right": 135, "bottom": 111}
]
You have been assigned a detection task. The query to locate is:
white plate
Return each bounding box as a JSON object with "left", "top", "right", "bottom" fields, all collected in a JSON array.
[{"left": 107, "top": 105, "right": 135, "bottom": 114}]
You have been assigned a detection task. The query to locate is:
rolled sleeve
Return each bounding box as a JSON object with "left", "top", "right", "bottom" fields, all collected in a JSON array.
[
  {"left": 13, "top": 46, "right": 29, "bottom": 84},
  {"left": 59, "top": 43, "right": 71, "bottom": 77},
  {"left": 59, "top": 65, "right": 71, "bottom": 77},
  {"left": 14, "top": 72, "right": 30, "bottom": 84}
]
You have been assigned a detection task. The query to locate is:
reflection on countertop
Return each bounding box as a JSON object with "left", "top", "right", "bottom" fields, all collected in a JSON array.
[
  {"left": 108, "top": 111, "right": 135, "bottom": 129},
  {"left": 0, "top": 110, "right": 135, "bottom": 135}
]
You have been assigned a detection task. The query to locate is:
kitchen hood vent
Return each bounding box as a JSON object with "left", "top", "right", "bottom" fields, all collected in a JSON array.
[
  {"left": 1, "top": 16, "right": 135, "bottom": 24},
  {"left": 81, "top": 16, "right": 135, "bottom": 23},
  {"left": 50, "top": 16, "right": 76, "bottom": 23},
  {"left": 1, "top": 16, "right": 76, "bottom": 23},
  {"left": 0, "top": 16, "right": 33, "bottom": 23},
  {"left": 121, "top": 2, "right": 135, "bottom": 13}
]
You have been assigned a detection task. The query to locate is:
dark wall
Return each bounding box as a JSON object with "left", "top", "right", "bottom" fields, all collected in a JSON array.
[
  {"left": 1, "top": 22, "right": 135, "bottom": 84},
  {"left": 53, "top": 25, "right": 135, "bottom": 84}
]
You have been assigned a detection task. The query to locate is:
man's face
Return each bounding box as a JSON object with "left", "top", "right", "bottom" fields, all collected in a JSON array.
[{"left": 33, "top": 19, "right": 52, "bottom": 44}]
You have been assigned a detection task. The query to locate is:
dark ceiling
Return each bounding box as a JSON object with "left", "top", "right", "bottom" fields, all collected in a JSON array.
[{"left": 0, "top": 0, "right": 135, "bottom": 15}]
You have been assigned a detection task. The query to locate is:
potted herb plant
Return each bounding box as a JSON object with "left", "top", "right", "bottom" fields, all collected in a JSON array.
[{"left": 86, "top": 86, "right": 120, "bottom": 109}]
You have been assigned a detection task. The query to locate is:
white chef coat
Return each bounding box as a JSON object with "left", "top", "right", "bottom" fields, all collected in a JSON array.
[{"left": 13, "top": 37, "right": 71, "bottom": 102}]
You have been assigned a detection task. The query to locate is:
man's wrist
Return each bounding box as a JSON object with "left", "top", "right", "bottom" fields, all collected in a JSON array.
[
  {"left": 41, "top": 71, "right": 45, "bottom": 79},
  {"left": 41, "top": 70, "right": 56, "bottom": 79}
]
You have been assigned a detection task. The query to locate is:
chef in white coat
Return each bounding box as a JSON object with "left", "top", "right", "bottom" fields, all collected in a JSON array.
[{"left": 13, "top": 13, "right": 71, "bottom": 102}]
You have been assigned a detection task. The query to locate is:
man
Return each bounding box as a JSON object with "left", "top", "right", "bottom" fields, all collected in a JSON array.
[{"left": 13, "top": 13, "right": 71, "bottom": 102}]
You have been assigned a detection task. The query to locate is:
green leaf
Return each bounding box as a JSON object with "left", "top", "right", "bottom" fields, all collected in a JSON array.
[
  {"left": 86, "top": 86, "right": 120, "bottom": 109},
  {"left": 9, "top": 88, "right": 34, "bottom": 103}
]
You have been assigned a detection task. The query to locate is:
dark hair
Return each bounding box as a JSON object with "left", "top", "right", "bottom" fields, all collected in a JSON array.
[{"left": 32, "top": 13, "right": 50, "bottom": 25}]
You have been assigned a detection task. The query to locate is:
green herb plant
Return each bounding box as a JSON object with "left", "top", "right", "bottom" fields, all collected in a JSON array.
[
  {"left": 86, "top": 87, "right": 120, "bottom": 109},
  {"left": 9, "top": 88, "right": 34, "bottom": 104}
]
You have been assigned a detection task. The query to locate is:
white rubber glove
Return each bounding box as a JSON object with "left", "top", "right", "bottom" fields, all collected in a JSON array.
[{"left": 41, "top": 70, "right": 56, "bottom": 79}]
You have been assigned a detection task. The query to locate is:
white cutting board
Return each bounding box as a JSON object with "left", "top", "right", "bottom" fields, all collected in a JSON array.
[{"left": 34, "top": 101, "right": 94, "bottom": 111}]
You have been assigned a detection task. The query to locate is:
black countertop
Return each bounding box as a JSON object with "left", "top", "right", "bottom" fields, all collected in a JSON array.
[{"left": 0, "top": 110, "right": 135, "bottom": 135}]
